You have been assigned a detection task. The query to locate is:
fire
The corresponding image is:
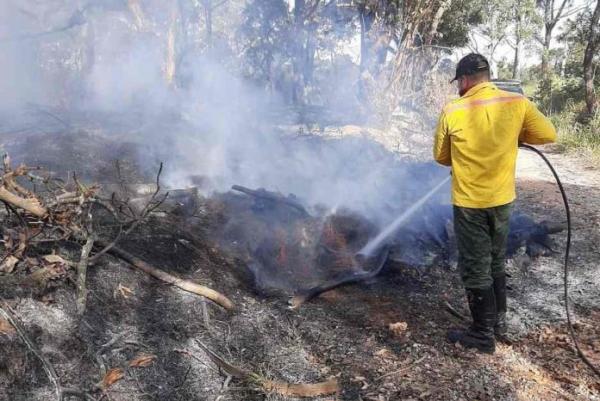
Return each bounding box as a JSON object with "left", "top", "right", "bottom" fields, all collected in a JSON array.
[{"left": 321, "top": 221, "right": 354, "bottom": 269}]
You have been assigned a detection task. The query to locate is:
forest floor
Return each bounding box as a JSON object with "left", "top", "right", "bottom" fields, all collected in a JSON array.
[{"left": 0, "top": 129, "right": 599, "bottom": 401}]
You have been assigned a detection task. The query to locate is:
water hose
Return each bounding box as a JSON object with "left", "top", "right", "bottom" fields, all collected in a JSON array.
[{"left": 519, "top": 144, "right": 600, "bottom": 378}]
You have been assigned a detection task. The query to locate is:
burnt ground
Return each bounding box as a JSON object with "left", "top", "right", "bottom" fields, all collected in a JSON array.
[{"left": 1, "top": 130, "right": 599, "bottom": 401}]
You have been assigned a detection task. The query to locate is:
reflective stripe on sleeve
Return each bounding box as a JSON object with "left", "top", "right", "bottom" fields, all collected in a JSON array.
[{"left": 445, "top": 95, "right": 523, "bottom": 114}]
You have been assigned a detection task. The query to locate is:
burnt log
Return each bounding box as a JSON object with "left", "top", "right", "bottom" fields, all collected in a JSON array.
[{"left": 231, "top": 185, "right": 309, "bottom": 217}]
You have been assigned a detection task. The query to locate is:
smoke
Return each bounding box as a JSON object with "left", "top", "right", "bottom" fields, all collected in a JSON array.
[
  {"left": 0, "top": 0, "right": 451, "bottom": 227},
  {"left": 0, "top": 2, "right": 50, "bottom": 111}
]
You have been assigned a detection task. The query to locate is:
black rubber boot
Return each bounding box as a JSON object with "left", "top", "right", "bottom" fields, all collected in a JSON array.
[
  {"left": 493, "top": 274, "right": 508, "bottom": 339},
  {"left": 447, "top": 287, "right": 497, "bottom": 354}
]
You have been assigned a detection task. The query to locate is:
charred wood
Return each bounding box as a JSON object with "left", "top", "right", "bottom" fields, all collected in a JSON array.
[{"left": 231, "top": 185, "right": 309, "bottom": 217}]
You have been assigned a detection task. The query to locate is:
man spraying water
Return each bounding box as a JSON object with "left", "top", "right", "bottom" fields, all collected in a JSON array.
[{"left": 434, "top": 53, "right": 556, "bottom": 354}]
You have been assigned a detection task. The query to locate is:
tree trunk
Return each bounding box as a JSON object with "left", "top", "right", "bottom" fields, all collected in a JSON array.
[
  {"left": 359, "top": 6, "right": 375, "bottom": 72},
  {"left": 583, "top": 0, "right": 600, "bottom": 115},
  {"left": 202, "top": 0, "right": 212, "bottom": 46},
  {"left": 539, "top": 0, "right": 571, "bottom": 81},
  {"left": 512, "top": 16, "right": 523, "bottom": 80},
  {"left": 128, "top": 0, "right": 146, "bottom": 30},
  {"left": 165, "top": 10, "right": 177, "bottom": 85},
  {"left": 425, "top": 0, "right": 452, "bottom": 45},
  {"left": 291, "top": 0, "right": 307, "bottom": 105},
  {"left": 304, "top": 28, "right": 316, "bottom": 84},
  {"left": 541, "top": 26, "right": 553, "bottom": 80}
]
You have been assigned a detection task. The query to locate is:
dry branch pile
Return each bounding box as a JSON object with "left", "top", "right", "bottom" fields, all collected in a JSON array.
[{"left": 0, "top": 155, "right": 232, "bottom": 312}]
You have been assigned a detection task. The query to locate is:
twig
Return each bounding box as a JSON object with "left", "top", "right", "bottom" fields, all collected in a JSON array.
[
  {"left": 174, "top": 348, "right": 220, "bottom": 373},
  {"left": 441, "top": 299, "right": 469, "bottom": 322},
  {"left": 375, "top": 355, "right": 427, "bottom": 381},
  {"left": 76, "top": 233, "right": 96, "bottom": 315},
  {"left": 201, "top": 297, "right": 212, "bottom": 331},
  {"left": 89, "top": 164, "right": 167, "bottom": 263}
]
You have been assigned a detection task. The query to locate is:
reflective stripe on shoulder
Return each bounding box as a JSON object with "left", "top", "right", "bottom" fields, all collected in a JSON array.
[{"left": 444, "top": 95, "right": 524, "bottom": 114}]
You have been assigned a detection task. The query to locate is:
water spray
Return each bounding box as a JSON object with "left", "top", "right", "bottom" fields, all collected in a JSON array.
[
  {"left": 289, "top": 174, "right": 451, "bottom": 309},
  {"left": 357, "top": 175, "right": 451, "bottom": 258}
]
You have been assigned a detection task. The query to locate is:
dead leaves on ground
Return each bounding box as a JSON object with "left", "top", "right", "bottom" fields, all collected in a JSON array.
[
  {"left": 99, "top": 354, "right": 157, "bottom": 391},
  {"left": 0, "top": 255, "right": 19, "bottom": 273},
  {"left": 519, "top": 319, "right": 600, "bottom": 393},
  {"left": 42, "top": 254, "right": 69, "bottom": 265}
]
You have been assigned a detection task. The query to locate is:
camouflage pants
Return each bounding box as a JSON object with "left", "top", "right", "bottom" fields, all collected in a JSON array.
[{"left": 453, "top": 203, "right": 513, "bottom": 289}]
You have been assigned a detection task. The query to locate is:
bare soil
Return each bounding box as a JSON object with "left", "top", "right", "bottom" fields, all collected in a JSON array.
[{"left": 1, "top": 132, "right": 599, "bottom": 401}]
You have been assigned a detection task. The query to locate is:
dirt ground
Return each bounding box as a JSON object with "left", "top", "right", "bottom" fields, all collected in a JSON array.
[{"left": 1, "top": 130, "right": 599, "bottom": 401}]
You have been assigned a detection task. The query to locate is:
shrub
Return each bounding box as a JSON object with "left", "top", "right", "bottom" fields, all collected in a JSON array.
[{"left": 551, "top": 101, "right": 600, "bottom": 162}]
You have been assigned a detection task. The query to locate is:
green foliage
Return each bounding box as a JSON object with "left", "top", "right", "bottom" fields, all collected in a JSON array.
[
  {"left": 437, "top": 0, "right": 484, "bottom": 47},
  {"left": 532, "top": 9, "right": 600, "bottom": 114},
  {"left": 237, "top": 0, "right": 292, "bottom": 82},
  {"left": 551, "top": 102, "right": 600, "bottom": 162},
  {"left": 533, "top": 75, "right": 582, "bottom": 114}
]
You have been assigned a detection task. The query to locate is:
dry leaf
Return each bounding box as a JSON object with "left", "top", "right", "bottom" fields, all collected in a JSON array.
[
  {"left": 388, "top": 322, "right": 408, "bottom": 337},
  {"left": 117, "top": 284, "right": 135, "bottom": 299},
  {"left": 0, "top": 318, "right": 16, "bottom": 336},
  {"left": 128, "top": 353, "right": 156, "bottom": 368},
  {"left": 374, "top": 348, "right": 391, "bottom": 357},
  {"left": 0, "top": 255, "right": 19, "bottom": 273},
  {"left": 101, "top": 368, "right": 124, "bottom": 389},
  {"left": 43, "top": 254, "right": 67, "bottom": 265},
  {"left": 25, "top": 257, "right": 40, "bottom": 267}
]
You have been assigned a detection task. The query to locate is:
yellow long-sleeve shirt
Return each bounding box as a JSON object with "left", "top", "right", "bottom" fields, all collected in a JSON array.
[{"left": 433, "top": 82, "right": 557, "bottom": 208}]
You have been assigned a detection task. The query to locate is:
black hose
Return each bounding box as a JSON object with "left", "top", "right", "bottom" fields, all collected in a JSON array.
[{"left": 519, "top": 144, "right": 600, "bottom": 378}]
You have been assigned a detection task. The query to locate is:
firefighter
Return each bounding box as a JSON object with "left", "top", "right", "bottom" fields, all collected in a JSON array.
[{"left": 433, "top": 53, "right": 557, "bottom": 354}]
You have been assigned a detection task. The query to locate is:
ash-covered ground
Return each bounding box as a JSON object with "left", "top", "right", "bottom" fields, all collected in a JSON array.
[{"left": 1, "top": 127, "right": 599, "bottom": 401}]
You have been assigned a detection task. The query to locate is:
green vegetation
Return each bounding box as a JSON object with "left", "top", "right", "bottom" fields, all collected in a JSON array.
[{"left": 552, "top": 104, "right": 600, "bottom": 162}]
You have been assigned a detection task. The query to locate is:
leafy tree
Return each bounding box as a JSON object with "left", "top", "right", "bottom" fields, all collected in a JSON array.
[
  {"left": 467, "top": 0, "right": 513, "bottom": 77},
  {"left": 436, "top": 0, "right": 484, "bottom": 48},
  {"left": 533, "top": 6, "right": 599, "bottom": 113},
  {"left": 535, "top": 0, "right": 587, "bottom": 81},
  {"left": 506, "top": 0, "right": 541, "bottom": 79}
]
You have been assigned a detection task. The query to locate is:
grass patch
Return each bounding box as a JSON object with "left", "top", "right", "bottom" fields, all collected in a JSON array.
[{"left": 550, "top": 104, "right": 600, "bottom": 163}]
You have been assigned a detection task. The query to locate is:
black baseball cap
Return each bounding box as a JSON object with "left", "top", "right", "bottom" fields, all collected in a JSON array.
[{"left": 450, "top": 53, "right": 490, "bottom": 83}]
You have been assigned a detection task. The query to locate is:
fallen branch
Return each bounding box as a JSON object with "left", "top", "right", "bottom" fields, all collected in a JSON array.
[
  {"left": 260, "top": 378, "right": 340, "bottom": 398},
  {"left": 0, "top": 186, "right": 47, "bottom": 217},
  {"left": 196, "top": 341, "right": 339, "bottom": 398},
  {"left": 100, "top": 242, "right": 234, "bottom": 311}
]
